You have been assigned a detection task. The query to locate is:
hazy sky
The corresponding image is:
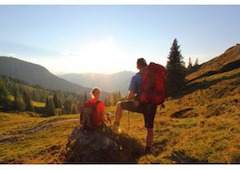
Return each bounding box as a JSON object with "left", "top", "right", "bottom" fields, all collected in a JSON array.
[{"left": 0, "top": 5, "right": 240, "bottom": 74}]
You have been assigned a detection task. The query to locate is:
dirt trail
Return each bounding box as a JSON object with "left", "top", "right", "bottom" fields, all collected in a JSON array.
[{"left": 0, "top": 118, "right": 79, "bottom": 143}]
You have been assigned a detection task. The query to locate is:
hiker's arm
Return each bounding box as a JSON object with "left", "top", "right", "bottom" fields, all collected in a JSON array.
[
  {"left": 101, "top": 110, "right": 106, "bottom": 122},
  {"left": 126, "top": 91, "right": 135, "bottom": 100},
  {"left": 99, "top": 102, "right": 106, "bottom": 122}
]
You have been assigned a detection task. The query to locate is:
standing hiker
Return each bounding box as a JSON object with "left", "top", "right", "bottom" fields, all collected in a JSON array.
[{"left": 112, "top": 58, "right": 158, "bottom": 154}]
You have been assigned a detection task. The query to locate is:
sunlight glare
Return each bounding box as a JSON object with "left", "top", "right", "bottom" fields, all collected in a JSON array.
[{"left": 57, "top": 36, "right": 134, "bottom": 74}]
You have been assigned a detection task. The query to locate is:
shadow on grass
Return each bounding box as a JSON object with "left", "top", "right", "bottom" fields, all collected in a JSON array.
[
  {"left": 171, "top": 150, "right": 208, "bottom": 163},
  {"left": 186, "top": 71, "right": 240, "bottom": 96}
]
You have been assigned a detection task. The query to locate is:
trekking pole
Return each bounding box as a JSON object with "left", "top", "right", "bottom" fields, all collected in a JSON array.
[{"left": 128, "top": 111, "right": 130, "bottom": 132}]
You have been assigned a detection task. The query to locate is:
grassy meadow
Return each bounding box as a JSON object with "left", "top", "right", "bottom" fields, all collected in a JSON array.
[
  {"left": 1, "top": 70, "right": 239, "bottom": 164},
  {"left": 0, "top": 113, "right": 79, "bottom": 163},
  {"left": 1, "top": 45, "right": 240, "bottom": 163}
]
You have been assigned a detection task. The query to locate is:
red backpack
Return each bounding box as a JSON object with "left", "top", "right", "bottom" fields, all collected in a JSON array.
[
  {"left": 80, "top": 100, "right": 100, "bottom": 130},
  {"left": 139, "top": 62, "right": 166, "bottom": 105}
]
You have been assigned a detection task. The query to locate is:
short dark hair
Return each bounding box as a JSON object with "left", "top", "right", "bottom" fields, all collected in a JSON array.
[{"left": 137, "top": 58, "right": 147, "bottom": 68}]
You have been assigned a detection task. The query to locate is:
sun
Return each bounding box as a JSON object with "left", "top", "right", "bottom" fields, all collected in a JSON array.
[{"left": 58, "top": 36, "right": 134, "bottom": 74}]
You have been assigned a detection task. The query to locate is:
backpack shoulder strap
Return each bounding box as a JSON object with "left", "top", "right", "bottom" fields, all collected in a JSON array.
[
  {"left": 95, "top": 100, "right": 101, "bottom": 107},
  {"left": 92, "top": 100, "right": 101, "bottom": 114}
]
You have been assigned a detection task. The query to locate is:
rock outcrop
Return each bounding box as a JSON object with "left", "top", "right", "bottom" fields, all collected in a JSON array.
[{"left": 65, "top": 126, "right": 143, "bottom": 163}]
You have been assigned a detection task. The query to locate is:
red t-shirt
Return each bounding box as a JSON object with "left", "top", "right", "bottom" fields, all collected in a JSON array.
[{"left": 89, "top": 99, "right": 105, "bottom": 127}]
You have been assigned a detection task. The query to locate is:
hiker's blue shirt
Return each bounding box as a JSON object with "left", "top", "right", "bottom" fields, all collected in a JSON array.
[{"left": 128, "top": 73, "right": 142, "bottom": 95}]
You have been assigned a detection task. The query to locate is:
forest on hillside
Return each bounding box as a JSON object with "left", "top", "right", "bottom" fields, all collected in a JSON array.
[{"left": 0, "top": 75, "right": 124, "bottom": 117}]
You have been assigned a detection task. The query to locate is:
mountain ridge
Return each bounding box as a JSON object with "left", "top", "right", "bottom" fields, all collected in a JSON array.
[
  {"left": 0, "top": 56, "right": 91, "bottom": 95},
  {"left": 1, "top": 44, "right": 239, "bottom": 97}
]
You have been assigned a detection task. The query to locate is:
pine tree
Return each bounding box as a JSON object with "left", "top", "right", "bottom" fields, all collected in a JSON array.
[
  {"left": 105, "top": 95, "right": 112, "bottom": 107},
  {"left": 71, "top": 101, "right": 78, "bottom": 114},
  {"left": 13, "top": 91, "right": 25, "bottom": 111},
  {"left": 187, "top": 57, "right": 193, "bottom": 70},
  {"left": 194, "top": 58, "right": 199, "bottom": 67},
  {"left": 44, "top": 97, "right": 56, "bottom": 117},
  {"left": 166, "top": 38, "right": 186, "bottom": 97},
  {"left": 0, "top": 82, "right": 12, "bottom": 111},
  {"left": 53, "top": 93, "right": 60, "bottom": 108},
  {"left": 64, "top": 100, "right": 72, "bottom": 113},
  {"left": 23, "top": 90, "right": 35, "bottom": 112}
]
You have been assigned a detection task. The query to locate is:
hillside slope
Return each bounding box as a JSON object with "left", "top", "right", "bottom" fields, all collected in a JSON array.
[
  {"left": 186, "top": 44, "right": 240, "bottom": 95},
  {"left": 137, "top": 44, "right": 240, "bottom": 163},
  {"left": 0, "top": 56, "right": 91, "bottom": 95},
  {"left": 187, "top": 44, "right": 240, "bottom": 83}
]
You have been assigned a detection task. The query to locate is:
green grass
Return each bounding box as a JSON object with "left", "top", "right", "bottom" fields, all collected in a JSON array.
[
  {"left": 0, "top": 113, "right": 43, "bottom": 136},
  {"left": 1, "top": 95, "right": 240, "bottom": 164},
  {"left": 0, "top": 113, "right": 79, "bottom": 163},
  {"left": 135, "top": 68, "right": 239, "bottom": 163},
  {"left": 0, "top": 64, "right": 239, "bottom": 163},
  {"left": 32, "top": 101, "right": 45, "bottom": 107}
]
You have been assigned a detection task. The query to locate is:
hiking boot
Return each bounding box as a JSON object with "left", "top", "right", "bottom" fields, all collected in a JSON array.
[{"left": 112, "top": 125, "right": 121, "bottom": 134}]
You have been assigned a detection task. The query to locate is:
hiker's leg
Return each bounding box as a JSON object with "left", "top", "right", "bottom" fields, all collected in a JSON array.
[
  {"left": 114, "top": 101, "right": 123, "bottom": 126},
  {"left": 146, "top": 128, "right": 154, "bottom": 147},
  {"left": 144, "top": 128, "right": 154, "bottom": 154},
  {"left": 114, "top": 101, "right": 135, "bottom": 126},
  {"left": 143, "top": 104, "right": 157, "bottom": 153}
]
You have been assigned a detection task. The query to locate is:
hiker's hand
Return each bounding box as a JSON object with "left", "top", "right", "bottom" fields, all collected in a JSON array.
[
  {"left": 126, "top": 91, "right": 135, "bottom": 100},
  {"left": 105, "top": 113, "right": 110, "bottom": 121}
]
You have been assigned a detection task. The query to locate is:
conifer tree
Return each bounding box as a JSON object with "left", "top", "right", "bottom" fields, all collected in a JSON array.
[
  {"left": 44, "top": 97, "right": 56, "bottom": 117},
  {"left": 71, "top": 101, "right": 78, "bottom": 114},
  {"left": 64, "top": 100, "right": 72, "bottom": 113},
  {"left": 0, "top": 82, "right": 12, "bottom": 111},
  {"left": 23, "top": 90, "right": 35, "bottom": 112},
  {"left": 53, "top": 93, "right": 61, "bottom": 108},
  {"left": 194, "top": 58, "right": 199, "bottom": 67},
  {"left": 13, "top": 91, "right": 25, "bottom": 111},
  {"left": 187, "top": 57, "right": 193, "bottom": 70},
  {"left": 166, "top": 38, "right": 186, "bottom": 97}
]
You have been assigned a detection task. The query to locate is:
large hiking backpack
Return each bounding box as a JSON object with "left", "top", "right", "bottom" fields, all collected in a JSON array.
[
  {"left": 80, "top": 100, "right": 100, "bottom": 130},
  {"left": 139, "top": 62, "right": 166, "bottom": 105}
]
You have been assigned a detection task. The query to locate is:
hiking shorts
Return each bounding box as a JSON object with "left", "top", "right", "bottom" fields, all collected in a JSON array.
[{"left": 120, "top": 101, "right": 157, "bottom": 129}]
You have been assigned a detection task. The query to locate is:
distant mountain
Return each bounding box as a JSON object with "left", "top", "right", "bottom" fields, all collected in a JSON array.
[
  {"left": 0, "top": 56, "right": 92, "bottom": 95},
  {"left": 59, "top": 71, "right": 135, "bottom": 95}
]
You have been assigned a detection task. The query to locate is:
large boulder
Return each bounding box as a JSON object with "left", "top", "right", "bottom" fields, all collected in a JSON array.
[{"left": 65, "top": 125, "right": 144, "bottom": 163}]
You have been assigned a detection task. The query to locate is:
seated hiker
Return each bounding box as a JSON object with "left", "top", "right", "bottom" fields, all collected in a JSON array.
[
  {"left": 113, "top": 58, "right": 158, "bottom": 154},
  {"left": 80, "top": 87, "right": 108, "bottom": 130}
]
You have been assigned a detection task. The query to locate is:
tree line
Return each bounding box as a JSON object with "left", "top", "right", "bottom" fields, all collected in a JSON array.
[
  {"left": 104, "top": 91, "right": 122, "bottom": 107},
  {"left": 0, "top": 76, "right": 86, "bottom": 116},
  {"left": 0, "top": 74, "right": 122, "bottom": 116}
]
